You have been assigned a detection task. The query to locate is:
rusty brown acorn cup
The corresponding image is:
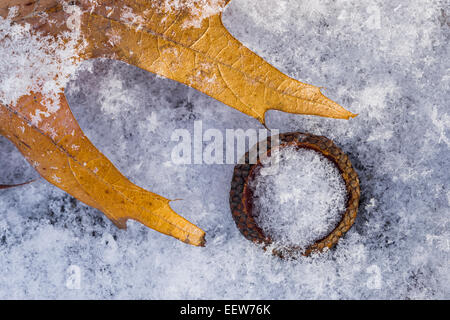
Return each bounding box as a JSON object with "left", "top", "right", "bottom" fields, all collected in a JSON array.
[{"left": 229, "top": 132, "right": 360, "bottom": 258}]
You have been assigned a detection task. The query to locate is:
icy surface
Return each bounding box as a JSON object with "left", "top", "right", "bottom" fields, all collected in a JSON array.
[
  {"left": 0, "top": 0, "right": 449, "bottom": 299},
  {"left": 250, "top": 147, "right": 346, "bottom": 249}
]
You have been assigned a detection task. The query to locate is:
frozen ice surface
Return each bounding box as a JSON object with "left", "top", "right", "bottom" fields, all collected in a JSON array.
[
  {"left": 250, "top": 147, "right": 346, "bottom": 249},
  {"left": 0, "top": 0, "right": 449, "bottom": 299}
]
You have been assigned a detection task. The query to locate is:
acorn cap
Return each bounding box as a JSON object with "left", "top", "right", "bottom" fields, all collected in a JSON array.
[{"left": 229, "top": 132, "right": 360, "bottom": 258}]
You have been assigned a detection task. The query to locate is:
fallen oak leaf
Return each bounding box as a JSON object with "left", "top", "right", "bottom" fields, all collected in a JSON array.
[
  {"left": 0, "top": 0, "right": 355, "bottom": 245},
  {"left": 6, "top": 0, "right": 356, "bottom": 123},
  {"left": 0, "top": 93, "right": 206, "bottom": 246},
  {"left": 0, "top": 1, "right": 207, "bottom": 246},
  {"left": 81, "top": 0, "right": 356, "bottom": 124}
]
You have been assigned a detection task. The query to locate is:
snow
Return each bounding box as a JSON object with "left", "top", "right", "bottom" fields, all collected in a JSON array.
[
  {"left": 156, "top": 0, "right": 226, "bottom": 28},
  {"left": 0, "top": 5, "right": 84, "bottom": 117},
  {"left": 250, "top": 147, "right": 346, "bottom": 250},
  {"left": 0, "top": 0, "right": 449, "bottom": 299}
]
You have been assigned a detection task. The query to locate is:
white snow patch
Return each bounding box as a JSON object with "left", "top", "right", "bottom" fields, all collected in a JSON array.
[
  {"left": 0, "top": 5, "right": 85, "bottom": 121},
  {"left": 250, "top": 146, "right": 347, "bottom": 249},
  {"left": 156, "top": 0, "right": 226, "bottom": 28},
  {"left": 120, "top": 6, "right": 146, "bottom": 31}
]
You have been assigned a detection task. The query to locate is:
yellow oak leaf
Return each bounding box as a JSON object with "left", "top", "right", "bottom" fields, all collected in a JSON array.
[{"left": 0, "top": 0, "right": 355, "bottom": 246}]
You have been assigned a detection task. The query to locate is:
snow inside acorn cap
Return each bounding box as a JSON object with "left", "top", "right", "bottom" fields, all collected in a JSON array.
[{"left": 229, "top": 132, "right": 360, "bottom": 259}]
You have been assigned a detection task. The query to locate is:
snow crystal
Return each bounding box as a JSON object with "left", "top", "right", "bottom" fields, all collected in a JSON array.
[
  {"left": 156, "top": 0, "right": 226, "bottom": 28},
  {"left": 0, "top": 5, "right": 84, "bottom": 117},
  {"left": 250, "top": 147, "right": 346, "bottom": 249},
  {"left": 120, "top": 6, "right": 147, "bottom": 31}
]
